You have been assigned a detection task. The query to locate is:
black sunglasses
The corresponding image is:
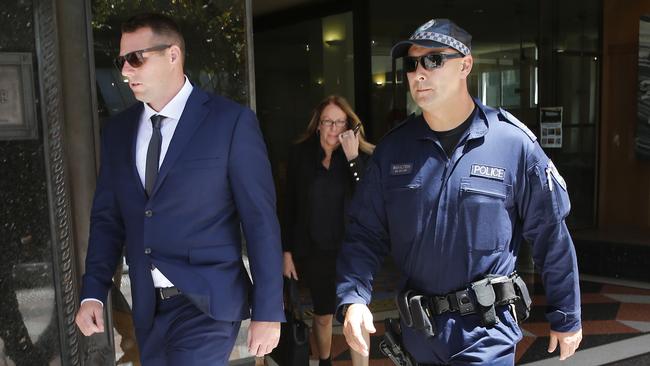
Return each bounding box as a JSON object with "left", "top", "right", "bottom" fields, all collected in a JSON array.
[
  {"left": 114, "top": 44, "right": 172, "bottom": 70},
  {"left": 403, "top": 52, "right": 464, "bottom": 73}
]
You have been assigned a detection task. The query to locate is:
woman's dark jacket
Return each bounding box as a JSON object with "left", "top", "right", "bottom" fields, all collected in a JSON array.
[{"left": 282, "top": 136, "right": 368, "bottom": 258}]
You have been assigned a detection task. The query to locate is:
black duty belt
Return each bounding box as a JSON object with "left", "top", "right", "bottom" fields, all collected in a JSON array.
[
  {"left": 397, "top": 273, "right": 532, "bottom": 337},
  {"left": 426, "top": 277, "right": 519, "bottom": 316},
  {"left": 157, "top": 286, "right": 181, "bottom": 300}
]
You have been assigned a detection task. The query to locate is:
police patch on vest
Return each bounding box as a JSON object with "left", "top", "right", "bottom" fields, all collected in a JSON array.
[
  {"left": 470, "top": 164, "right": 505, "bottom": 181},
  {"left": 390, "top": 163, "right": 413, "bottom": 175}
]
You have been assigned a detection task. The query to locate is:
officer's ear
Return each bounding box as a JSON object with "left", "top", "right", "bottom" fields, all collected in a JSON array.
[{"left": 460, "top": 55, "right": 473, "bottom": 77}]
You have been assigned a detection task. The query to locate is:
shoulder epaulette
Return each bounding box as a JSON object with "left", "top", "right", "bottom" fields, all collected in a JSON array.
[
  {"left": 387, "top": 113, "right": 414, "bottom": 134},
  {"left": 498, "top": 107, "right": 537, "bottom": 142},
  {"left": 380, "top": 113, "right": 416, "bottom": 140}
]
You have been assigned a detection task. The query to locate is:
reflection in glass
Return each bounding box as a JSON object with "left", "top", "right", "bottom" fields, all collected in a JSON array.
[
  {"left": 1, "top": 259, "right": 60, "bottom": 365},
  {"left": 471, "top": 46, "right": 536, "bottom": 109},
  {"left": 92, "top": 0, "right": 250, "bottom": 120},
  {"left": 555, "top": 53, "right": 599, "bottom": 228},
  {"left": 254, "top": 11, "right": 355, "bottom": 206},
  {"left": 0, "top": 0, "right": 62, "bottom": 365}
]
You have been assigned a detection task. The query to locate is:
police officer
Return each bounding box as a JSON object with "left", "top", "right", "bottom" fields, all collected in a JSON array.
[{"left": 336, "top": 19, "right": 582, "bottom": 365}]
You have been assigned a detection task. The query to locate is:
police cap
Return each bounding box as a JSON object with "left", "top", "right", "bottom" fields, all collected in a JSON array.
[{"left": 391, "top": 18, "right": 472, "bottom": 58}]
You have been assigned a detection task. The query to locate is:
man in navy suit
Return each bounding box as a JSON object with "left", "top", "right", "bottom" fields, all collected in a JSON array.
[{"left": 75, "top": 13, "right": 284, "bottom": 365}]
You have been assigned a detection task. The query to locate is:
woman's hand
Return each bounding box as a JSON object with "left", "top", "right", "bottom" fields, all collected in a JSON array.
[
  {"left": 339, "top": 128, "right": 359, "bottom": 161},
  {"left": 283, "top": 251, "right": 298, "bottom": 280}
]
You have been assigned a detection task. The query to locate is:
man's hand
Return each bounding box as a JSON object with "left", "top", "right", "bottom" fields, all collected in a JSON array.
[
  {"left": 548, "top": 328, "right": 582, "bottom": 360},
  {"left": 248, "top": 321, "right": 280, "bottom": 357},
  {"left": 343, "top": 304, "right": 376, "bottom": 357},
  {"left": 75, "top": 300, "right": 105, "bottom": 336},
  {"left": 283, "top": 251, "right": 298, "bottom": 280}
]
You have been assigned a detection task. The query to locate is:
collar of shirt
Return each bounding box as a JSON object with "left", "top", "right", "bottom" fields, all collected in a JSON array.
[
  {"left": 141, "top": 76, "right": 194, "bottom": 125},
  {"left": 415, "top": 98, "right": 488, "bottom": 142},
  {"left": 135, "top": 76, "right": 193, "bottom": 187},
  {"left": 315, "top": 138, "right": 346, "bottom": 166}
]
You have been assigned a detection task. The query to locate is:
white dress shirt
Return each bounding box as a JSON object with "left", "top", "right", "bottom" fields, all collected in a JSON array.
[
  {"left": 137, "top": 76, "right": 193, "bottom": 288},
  {"left": 82, "top": 77, "right": 193, "bottom": 306}
]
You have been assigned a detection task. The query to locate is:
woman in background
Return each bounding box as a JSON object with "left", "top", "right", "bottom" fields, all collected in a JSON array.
[{"left": 282, "top": 95, "right": 374, "bottom": 366}]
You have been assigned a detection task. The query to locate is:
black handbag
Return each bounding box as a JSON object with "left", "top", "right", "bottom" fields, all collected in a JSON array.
[{"left": 269, "top": 279, "right": 310, "bottom": 365}]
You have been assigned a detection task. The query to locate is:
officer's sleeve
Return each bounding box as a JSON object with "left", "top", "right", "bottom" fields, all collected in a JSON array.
[
  {"left": 336, "top": 157, "right": 390, "bottom": 321},
  {"left": 520, "top": 143, "right": 581, "bottom": 332}
]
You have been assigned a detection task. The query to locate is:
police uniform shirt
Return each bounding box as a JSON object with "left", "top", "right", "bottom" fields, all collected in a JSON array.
[{"left": 336, "top": 98, "right": 580, "bottom": 333}]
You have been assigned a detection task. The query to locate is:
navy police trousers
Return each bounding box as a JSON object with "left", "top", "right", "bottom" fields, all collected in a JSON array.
[{"left": 402, "top": 306, "right": 522, "bottom": 365}]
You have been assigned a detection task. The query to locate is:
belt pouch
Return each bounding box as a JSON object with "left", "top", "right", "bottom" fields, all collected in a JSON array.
[
  {"left": 397, "top": 290, "right": 414, "bottom": 327},
  {"left": 472, "top": 279, "right": 498, "bottom": 327},
  {"left": 513, "top": 275, "right": 532, "bottom": 322},
  {"left": 408, "top": 295, "right": 436, "bottom": 337}
]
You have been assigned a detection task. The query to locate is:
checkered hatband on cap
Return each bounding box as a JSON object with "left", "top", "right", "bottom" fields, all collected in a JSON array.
[{"left": 410, "top": 31, "right": 471, "bottom": 56}]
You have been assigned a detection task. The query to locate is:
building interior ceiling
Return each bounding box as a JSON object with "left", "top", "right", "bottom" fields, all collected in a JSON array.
[
  {"left": 251, "top": 0, "right": 599, "bottom": 41},
  {"left": 252, "top": 0, "right": 326, "bottom": 17}
]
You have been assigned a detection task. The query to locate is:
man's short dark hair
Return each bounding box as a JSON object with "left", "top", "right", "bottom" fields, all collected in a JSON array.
[{"left": 122, "top": 13, "right": 185, "bottom": 57}]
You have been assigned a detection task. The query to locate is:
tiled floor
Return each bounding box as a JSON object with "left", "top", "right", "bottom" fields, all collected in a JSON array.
[
  {"left": 275, "top": 272, "right": 650, "bottom": 366},
  {"left": 113, "top": 259, "right": 650, "bottom": 365},
  {"left": 512, "top": 274, "right": 650, "bottom": 365},
  {"left": 5, "top": 260, "right": 646, "bottom": 365}
]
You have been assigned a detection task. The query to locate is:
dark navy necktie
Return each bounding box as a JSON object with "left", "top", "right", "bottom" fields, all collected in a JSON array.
[{"left": 145, "top": 114, "right": 163, "bottom": 197}]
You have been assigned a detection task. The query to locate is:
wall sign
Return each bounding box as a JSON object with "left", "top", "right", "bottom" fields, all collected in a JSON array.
[
  {"left": 540, "top": 107, "right": 563, "bottom": 148},
  {"left": 0, "top": 52, "right": 37, "bottom": 140}
]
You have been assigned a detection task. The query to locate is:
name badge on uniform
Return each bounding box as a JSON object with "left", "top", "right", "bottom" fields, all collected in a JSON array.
[
  {"left": 470, "top": 164, "right": 505, "bottom": 181},
  {"left": 390, "top": 163, "right": 413, "bottom": 176}
]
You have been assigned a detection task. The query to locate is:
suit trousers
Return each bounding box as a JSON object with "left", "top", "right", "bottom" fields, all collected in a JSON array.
[{"left": 135, "top": 293, "right": 241, "bottom": 366}]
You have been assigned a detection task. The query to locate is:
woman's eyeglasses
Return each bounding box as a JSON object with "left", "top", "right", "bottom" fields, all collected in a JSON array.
[
  {"left": 114, "top": 44, "right": 172, "bottom": 70},
  {"left": 320, "top": 119, "right": 348, "bottom": 128},
  {"left": 403, "top": 52, "right": 464, "bottom": 73}
]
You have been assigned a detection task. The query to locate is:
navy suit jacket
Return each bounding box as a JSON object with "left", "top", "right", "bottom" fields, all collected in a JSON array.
[{"left": 80, "top": 87, "right": 285, "bottom": 329}]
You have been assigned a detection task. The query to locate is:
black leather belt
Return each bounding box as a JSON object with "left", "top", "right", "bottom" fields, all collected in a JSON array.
[{"left": 157, "top": 286, "right": 181, "bottom": 300}]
